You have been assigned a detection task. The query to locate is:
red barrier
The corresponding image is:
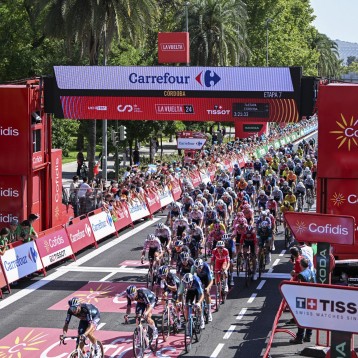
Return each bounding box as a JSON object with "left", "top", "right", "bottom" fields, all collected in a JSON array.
[
  {"left": 236, "top": 153, "right": 246, "bottom": 168},
  {"left": 9, "top": 240, "right": 23, "bottom": 249},
  {"left": 189, "top": 170, "right": 202, "bottom": 188},
  {"left": 171, "top": 178, "right": 182, "bottom": 201},
  {"left": 145, "top": 189, "right": 162, "bottom": 215},
  {"left": 114, "top": 201, "right": 133, "bottom": 231},
  {"left": 0, "top": 261, "right": 9, "bottom": 297},
  {"left": 208, "top": 164, "right": 217, "bottom": 182},
  {"left": 65, "top": 215, "right": 97, "bottom": 253},
  {"left": 36, "top": 226, "right": 75, "bottom": 269}
]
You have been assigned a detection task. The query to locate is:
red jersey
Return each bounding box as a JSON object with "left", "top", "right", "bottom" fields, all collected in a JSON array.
[
  {"left": 212, "top": 248, "right": 230, "bottom": 265},
  {"left": 240, "top": 232, "right": 258, "bottom": 245}
]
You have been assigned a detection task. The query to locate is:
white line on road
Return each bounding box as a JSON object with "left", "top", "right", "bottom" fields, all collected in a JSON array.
[
  {"left": 56, "top": 266, "right": 147, "bottom": 274},
  {"left": 236, "top": 308, "right": 247, "bottom": 320},
  {"left": 223, "top": 325, "right": 236, "bottom": 340},
  {"left": 210, "top": 343, "right": 225, "bottom": 358},
  {"left": 272, "top": 259, "right": 280, "bottom": 267},
  {"left": 97, "top": 323, "right": 106, "bottom": 330},
  {"left": 279, "top": 250, "right": 286, "bottom": 257},
  {"left": 233, "top": 272, "right": 290, "bottom": 279},
  {"left": 247, "top": 293, "right": 257, "bottom": 303},
  {"left": 99, "top": 272, "right": 117, "bottom": 282},
  {"left": 256, "top": 280, "right": 266, "bottom": 290},
  {"left": 0, "top": 219, "right": 160, "bottom": 310}
]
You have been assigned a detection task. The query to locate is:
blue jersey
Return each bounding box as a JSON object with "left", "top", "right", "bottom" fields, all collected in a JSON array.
[
  {"left": 178, "top": 274, "right": 204, "bottom": 295},
  {"left": 191, "top": 262, "right": 213, "bottom": 287},
  {"left": 65, "top": 303, "right": 100, "bottom": 324}
]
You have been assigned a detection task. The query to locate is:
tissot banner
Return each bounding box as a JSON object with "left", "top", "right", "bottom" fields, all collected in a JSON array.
[
  {"left": 284, "top": 212, "right": 355, "bottom": 245},
  {"left": 318, "top": 84, "right": 358, "bottom": 178}
]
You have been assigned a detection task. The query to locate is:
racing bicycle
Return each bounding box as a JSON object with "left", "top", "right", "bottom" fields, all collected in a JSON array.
[
  {"left": 132, "top": 315, "right": 158, "bottom": 358},
  {"left": 59, "top": 335, "right": 104, "bottom": 358}
]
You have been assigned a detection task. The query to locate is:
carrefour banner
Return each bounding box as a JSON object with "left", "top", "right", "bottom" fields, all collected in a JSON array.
[
  {"left": 159, "top": 186, "right": 175, "bottom": 207},
  {"left": 88, "top": 211, "right": 116, "bottom": 241},
  {"left": 128, "top": 198, "right": 150, "bottom": 222},
  {"left": 0, "top": 241, "right": 43, "bottom": 283},
  {"left": 66, "top": 216, "right": 96, "bottom": 254},
  {"left": 36, "top": 228, "right": 74, "bottom": 268}
]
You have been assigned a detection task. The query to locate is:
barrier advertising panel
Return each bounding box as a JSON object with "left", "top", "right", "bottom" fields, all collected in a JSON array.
[
  {"left": 0, "top": 241, "right": 43, "bottom": 283},
  {"left": 145, "top": 189, "right": 161, "bottom": 214},
  {"left": 114, "top": 202, "right": 132, "bottom": 231},
  {"left": 171, "top": 179, "right": 182, "bottom": 201},
  {"left": 127, "top": 198, "right": 150, "bottom": 222},
  {"left": 159, "top": 186, "right": 175, "bottom": 207},
  {"left": 0, "top": 262, "right": 7, "bottom": 289},
  {"left": 65, "top": 216, "right": 96, "bottom": 253},
  {"left": 36, "top": 228, "right": 74, "bottom": 267},
  {"left": 189, "top": 170, "right": 202, "bottom": 188},
  {"left": 88, "top": 211, "right": 116, "bottom": 241},
  {"left": 280, "top": 281, "right": 358, "bottom": 334},
  {"left": 284, "top": 212, "right": 355, "bottom": 245}
]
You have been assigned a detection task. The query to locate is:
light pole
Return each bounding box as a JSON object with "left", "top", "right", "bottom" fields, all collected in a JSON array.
[
  {"left": 265, "top": 18, "right": 273, "bottom": 67},
  {"left": 184, "top": 1, "right": 189, "bottom": 67}
]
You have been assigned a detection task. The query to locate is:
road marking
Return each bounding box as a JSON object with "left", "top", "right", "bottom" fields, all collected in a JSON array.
[
  {"left": 100, "top": 272, "right": 117, "bottom": 282},
  {"left": 210, "top": 343, "right": 225, "bottom": 357},
  {"left": 56, "top": 266, "right": 147, "bottom": 274},
  {"left": 236, "top": 308, "right": 247, "bottom": 320},
  {"left": 279, "top": 250, "right": 286, "bottom": 257},
  {"left": 223, "top": 325, "right": 236, "bottom": 340},
  {"left": 272, "top": 259, "right": 280, "bottom": 267},
  {"left": 233, "top": 272, "right": 290, "bottom": 279},
  {"left": 0, "top": 219, "right": 160, "bottom": 310},
  {"left": 97, "top": 323, "right": 106, "bottom": 330},
  {"left": 247, "top": 293, "right": 257, "bottom": 303},
  {"left": 256, "top": 280, "right": 266, "bottom": 290}
]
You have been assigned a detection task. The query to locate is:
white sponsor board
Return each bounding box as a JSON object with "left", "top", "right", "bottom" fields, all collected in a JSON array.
[
  {"left": 159, "top": 186, "right": 175, "bottom": 207},
  {"left": 177, "top": 138, "right": 206, "bottom": 150},
  {"left": 280, "top": 282, "right": 358, "bottom": 333},
  {"left": 128, "top": 198, "right": 150, "bottom": 222},
  {"left": 88, "top": 211, "right": 116, "bottom": 241},
  {"left": 0, "top": 242, "right": 43, "bottom": 283}
]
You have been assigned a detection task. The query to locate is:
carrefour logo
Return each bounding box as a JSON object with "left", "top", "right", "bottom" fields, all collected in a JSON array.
[
  {"left": 329, "top": 114, "right": 358, "bottom": 151},
  {"left": 195, "top": 70, "right": 221, "bottom": 88}
]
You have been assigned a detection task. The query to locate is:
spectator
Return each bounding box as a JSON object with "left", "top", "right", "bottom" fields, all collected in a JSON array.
[
  {"left": 212, "top": 132, "right": 218, "bottom": 144},
  {"left": 28, "top": 213, "right": 39, "bottom": 239},
  {"left": 217, "top": 130, "right": 223, "bottom": 145},
  {"left": 0, "top": 228, "right": 10, "bottom": 255},
  {"left": 70, "top": 176, "right": 80, "bottom": 217},
  {"left": 133, "top": 147, "right": 140, "bottom": 165},
  {"left": 290, "top": 257, "right": 316, "bottom": 344},
  {"left": 7, "top": 219, "right": 19, "bottom": 243},
  {"left": 17, "top": 220, "right": 37, "bottom": 242},
  {"left": 76, "top": 149, "right": 85, "bottom": 176},
  {"left": 77, "top": 177, "right": 92, "bottom": 215}
]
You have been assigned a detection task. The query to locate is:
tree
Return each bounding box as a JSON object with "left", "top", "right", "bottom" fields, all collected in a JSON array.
[
  {"left": 38, "top": 0, "right": 159, "bottom": 178},
  {"left": 346, "top": 56, "right": 357, "bottom": 67}
]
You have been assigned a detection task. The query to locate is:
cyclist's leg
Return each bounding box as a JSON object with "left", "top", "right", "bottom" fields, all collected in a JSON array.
[{"left": 78, "top": 321, "right": 88, "bottom": 354}]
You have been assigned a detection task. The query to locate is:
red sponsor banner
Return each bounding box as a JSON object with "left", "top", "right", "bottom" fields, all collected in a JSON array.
[
  {"left": 237, "top": 154, "right": 246, "bottom": 168},
  {"left": 158, "top": 32, "right": 189, "bottom": 64},
  {"left": 36, "top": 227, "right": 74, "bottom": 267},
  {"left": 65, "top": 215, "right": 96, "bottom": 254},
  {"left": 208, "top": 164, "right": 217, "bottom": 181},
  {"left": 318, "top": 84, "right": 358, "bottom": 178},
  {"left": 171, "top": 178, "right": 182, "bottom": 201},
  {"left": 284, "top": 212, "right": 355, "bottom": 245},
  {"left": 59, "top": 96, "right": 299, "bottom": 123},
  {"left": 145, "top": 189, "right": 162, "bottom": 214},
  {"left": 32, "top": 151, "right": 44, "bottom": 169},
  {"left": 224, "top": 159, "right": 233, "bottom": 172},
  {"left": 0, "top": 175, "right": 22, "bottom": 212},
  {"left": 50, "top": 149, "right": 63, "bottom": 227},
  {"left": 0, "top": 261, "right": 8, "bottom": 289},
  {"left": 189, "top": 170, "right": 202, "bottom": 188},
  {"left": 114, "top": 201, "right": 132, "bottom": 231}
]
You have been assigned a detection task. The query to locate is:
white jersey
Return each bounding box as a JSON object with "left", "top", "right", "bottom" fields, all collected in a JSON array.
[{"left": 143, "top": 238, "right": 162, "bottom": 252}]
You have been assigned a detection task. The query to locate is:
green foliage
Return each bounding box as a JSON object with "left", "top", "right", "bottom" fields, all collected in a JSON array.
[{"left": 52, "top": 118, "right": 80, "bottom": 156}]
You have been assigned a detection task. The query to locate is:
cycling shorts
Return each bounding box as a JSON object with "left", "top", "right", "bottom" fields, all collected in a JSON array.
[
  {"left": 148, "top": 247, "right": 159, "bottom": 260},
  {"left": 136, "top": 300, "right": 157, "bottom": 316},
  {"left": 243, "top": 240, "right": 256, "bottom": 255},
  {"left": 185, "top": 289, "right": 201, "bottom": 305},
  {"left": 258, "top": 236, "right": 271, "bottom": 248}
]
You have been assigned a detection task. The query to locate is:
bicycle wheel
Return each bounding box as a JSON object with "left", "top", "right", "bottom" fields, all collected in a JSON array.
[
  {"left": 221, "top": 279, "right": 226, "bottom": 304},
  {"left": 92, "top": 341, "right": 104, "bottom": 358},
  {"left": 194, "top": 310, "right": 202, "bottom": 342},
  {"left": 148, "top": 327, "right": 158, "bottom": 353},
  {"left": 245, "top": 258, "right": 252, "bottom": 287},
  {"left": 236, "top": 252, "right": 242, "bottom": 277},
  {"left": 161, "top": 305, "right": 170, "bottom": 342},
  {"left": 258, "top": 252, "right": 265, "bottom": 279},
  {"left": 284, "top": 228, "right": 290, "bottom": 249},
  {"left": 215, "top": 283, "right": 220, "bottom": 311},
  {"left": 133, "top": 327, "right": 144, "bottom": 358},
  {"left": 203, "top": 302, "right": 209, "bottom": 324},
  {"left": 184, "top": 319, "right": 193, "bottom": 353}
]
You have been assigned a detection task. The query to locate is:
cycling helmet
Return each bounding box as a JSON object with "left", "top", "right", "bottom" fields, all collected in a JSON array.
[
  {"left": 182, "top": 273, "right": 194, "bottom": 287},
  {"left": 184, "top": 192, "right": 190, "bottom": 197},
  {"left": 261, "top": 221, "right": 269, "bottom": 228},
  {"left": 242, "top": 204, "right": 251, "bottom": 211},
  {"left": 181, "top": 251, "right": 190, "bottom": 261},
  {"left": 197, "top": 194, "right": 203, "bottom": 198},
  {"left": 307, "top": 175, "right": 312, "bottom": 179},
  {"left": 223, "top": 192, "right": 230, "bottom": 197},
  {"left": 147, "top": 234, "right": 156, "bottom": 241},
  {"left": 216, "top": 240, "right": 225, "bottom": 248},
  {"left": 178, "top": 214, "right": 184, "bottom": 220},
  {"left": 126, "top": 285, "right": 137, "bottom": 299},
  {"left": 283, "top": 181, "right": 288, "bottom": 186},
  {"left": 175, "top": 240, "right": 183, "bottom": 247},
  {"left": 217, "top": 182, "right": 223, "bottom": 187},
  {"left": 259, "top": 190, "right": 265, "bottom": 196},
  {"left": 193, "top": 205, "right": 199, "bottom": 210},
  {"left": 260, "top": 210, "right": 267, "bottom": 217},
  {"left": 194, "top": 258, "right": 204, "bottom": 268},
  {"left": 217, "top": 199, "right": 224, "bottom": 205},
  {"left": 68, "top": 297, "right": 81, "bottom": 308},
  {"left": 248, "top": 180, "right": 253, "bottom": 185},
  {"left": 203, "top": 189, "right": 209, "bottom": 194},
  {"left": 157, "top": 222, "right": 164, "bottom": 229},
  {"left": 236, "top": 212, "right": 245, "bottom": 218},
  {"left": 297, "top": 182, "right": 304, "bottom": 187},
  {"left": 158, "top": 265, "right": 169, "bottom": 277},
  {"left": 222, "top": 234, "right": 230, "bottom": 241},
  {"left": 226, "top": 187, "right": 233, "bottom": 192}
]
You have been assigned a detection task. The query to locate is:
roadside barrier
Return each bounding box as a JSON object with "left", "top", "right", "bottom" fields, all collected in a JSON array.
[{"left": 0, "top": 124, "right": 317, "bottom": 298}]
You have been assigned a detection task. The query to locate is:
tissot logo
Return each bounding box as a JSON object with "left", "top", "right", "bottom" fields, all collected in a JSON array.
[
  {"left": 195, "top": 70, "right": 221, "bottom": 88},
  {"left": 329, "top": 114, "right": 358, "bottom": 151},
  {"left": 296, "top": 297, "right": 357, "bottom": 314},
  {"left": 206, "top": 105, "right": 230, "bottom": 115},
  {"left": 0, "top": 126, "right": 19, "bottom": 136},
  {"left": 161, "top": 43, "right": 185, "bottom": 51}
]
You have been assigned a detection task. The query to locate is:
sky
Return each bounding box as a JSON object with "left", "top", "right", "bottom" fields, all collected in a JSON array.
[{"left": 310, "top": 0, "right": 358, "bottom": 43}]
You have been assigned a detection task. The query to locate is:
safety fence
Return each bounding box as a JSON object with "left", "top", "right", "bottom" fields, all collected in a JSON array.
[{"left": 0, "top": 125, "right": 318, "bottom": 298}]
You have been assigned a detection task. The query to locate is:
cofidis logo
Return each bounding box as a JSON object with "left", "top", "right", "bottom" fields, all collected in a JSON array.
[
  {"left": 293, "top": 220, "right": 349, "bottom": 236},
  {"left": 329, "top": 114, "right": 358, "bottom": 151}
]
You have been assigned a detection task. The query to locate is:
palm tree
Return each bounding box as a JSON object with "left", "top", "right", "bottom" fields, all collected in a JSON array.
[
  {"left": 180, "top": 0, "right": 249, "bottom": 66},
  {"left": 313, "top": 33, "right": 341, "bottom": 78},
  {"left": 38, "top": 0, "right": 158, "bottom": 178}
]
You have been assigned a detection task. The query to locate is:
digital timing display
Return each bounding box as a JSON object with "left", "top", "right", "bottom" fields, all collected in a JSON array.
[{"left": 232, "top": 103, "right": 270, "bottom": 118}]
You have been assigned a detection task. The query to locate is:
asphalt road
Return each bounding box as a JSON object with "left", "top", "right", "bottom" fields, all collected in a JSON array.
[{"left": 4, "top": 131, "right": 354, "bottom": 358}]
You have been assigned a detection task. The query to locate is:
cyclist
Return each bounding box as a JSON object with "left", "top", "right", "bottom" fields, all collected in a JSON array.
[
  {"left": 182, "top": 192, "right": 194, "bottom": 216},
  {"left": 256, "top": 210, "right": 272, "bottom": 230},
  {"left": 177, "top": 273, "right": 205, "bottom": 329},
  {"left": 257, "top": 221, "right": 273, "bottom": 265},
  {"left": 242, "top": 203, "right": 254, "bottom": 225},
  {"left": 186, "top": 222, "right": 205, "bottom": 258},
  {"left": 257, "top": 190, "right": 269, "bottom": 212},
  {"left": 272, "top": 186, "right": 283, "bottom": 204},
  {"left": 245, "top": 180, "right": 256, "bottom": 206},
  {"left": 304, "top": 174, "right": 315, "bottom": 193},
  {"left": 284, "top": 190, "right": 297, "bottom": 209},
  {"left": 125, "top": 285, "right": 158, "bottom": 340},
  {"left": 177, "top": 251, "right": 195, "bottom": 278},
  {"left": 62, "top": 298, "right": 101, "bottom": 357},
  {"left": 141, "top": 234, "right": 163, "bottom": 269},
  {"left": 189, "top": 204, "right": 204, "bottom": 227},
  {"left": 214, "top": 182, "right": 226, "bottom": 201},
  {"left": 204, "top": 206, "right": 218, "bottom": 229},
  {"left": 280, "top": 181, "right": 291, "bottom": 197},
  {"left": 239, "top": 225, "right": 258, "bottom": 280},
  {"left": 191, "top": 258, "right": 214, "bottom": 322},
  {"left": 215, "top": 199, "right": 228, "bottom": 226},
  {"left": 222, "top": 233, "right": 236, "bottom": 286},
  {"left": 155, "top": 222, "right": 172, "bottom": 254},
  {"left": 173, "top": 214, "right": 189, "bottom": 238},
  {"left": 167, "top": 202, "right": 182, "bottom": 227},
  {"left": 222, "top": 192, "right": 233, "bottom": 218},
  {"left": 211, "top": 240, "right": 230, "bottom": 292},
  {"left": 207, "top": 220, "right": 226, "bottom": 253}
]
